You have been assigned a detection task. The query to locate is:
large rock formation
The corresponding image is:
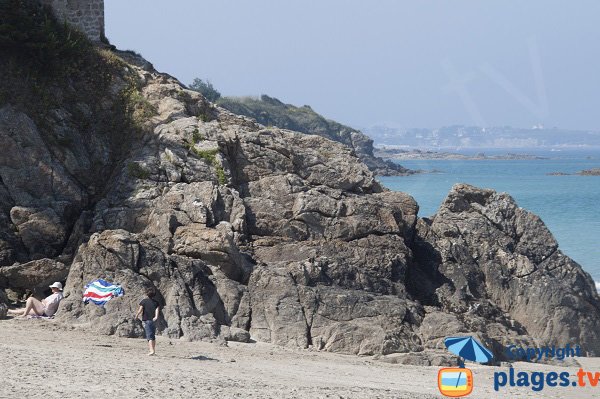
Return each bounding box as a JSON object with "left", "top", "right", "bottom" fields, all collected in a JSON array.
[
  {"left": 1, "top": 13, "right": 599, "bottom": 359},
  {"left": 410, "top": 185, "right": 600, "bottom": 354}
]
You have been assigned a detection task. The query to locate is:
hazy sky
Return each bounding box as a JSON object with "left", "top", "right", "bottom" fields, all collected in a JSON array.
[{"left": 105, "top": 1, "right": 600, "bottom": 130}]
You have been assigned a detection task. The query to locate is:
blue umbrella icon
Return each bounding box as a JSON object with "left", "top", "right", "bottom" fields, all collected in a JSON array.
[
  {"left": 443, "top": 336, "right": 493, "bottom": 392},
  {"left": 444, "top": 336, "right": 494, "bottom": 366}
]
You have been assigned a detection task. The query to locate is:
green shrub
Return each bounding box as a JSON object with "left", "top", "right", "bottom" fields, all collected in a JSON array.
[
  {"left": 191, "top": 148, "right": 218, "bottom": 163},
  {"left": 189, "top": 78, "right": 221, "bottom": 102},
  {"left": 127, "top": 162, "right": 150, "bottom": 179},
  {"left": 188, "top": 147, "right": 227, "bottom": 185},
  {"left": 215, "top": 166, "right": 227, "bottom": 185},
  {"left": 200, "top": 109, "right": 214, "bottom": 122},
  {"left": 177, "top": 90, "right": 191, "bottom": 102},
  {"left": 122, "top": 82, "right": 157, "bottom": 129},
  {"left": 192, "top": 128, "right": 203, "bottom": 143}
]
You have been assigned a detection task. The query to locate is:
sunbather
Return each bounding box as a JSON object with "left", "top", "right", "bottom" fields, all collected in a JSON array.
[{"left": 7, "top": 282, "right": 64, "bottom": 318}]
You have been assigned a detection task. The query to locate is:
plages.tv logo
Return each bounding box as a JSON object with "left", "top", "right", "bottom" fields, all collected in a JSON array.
[{"left": 438, "top": 336, "right": 494, "bottom": 397}]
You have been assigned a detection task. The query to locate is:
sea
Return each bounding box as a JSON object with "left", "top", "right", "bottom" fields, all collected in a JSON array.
[{"left": 379, "top": 148, "right": 600, "bottom": 286}]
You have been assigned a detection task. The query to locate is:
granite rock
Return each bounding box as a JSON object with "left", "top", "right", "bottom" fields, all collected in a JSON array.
[{"left": 1, "top": 50, "right": 599, "bottom": 360}]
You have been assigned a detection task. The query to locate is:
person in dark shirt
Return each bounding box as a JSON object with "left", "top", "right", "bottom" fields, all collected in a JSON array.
[{"left": 135, "top": 287, "right": 160, "bottom": 356}]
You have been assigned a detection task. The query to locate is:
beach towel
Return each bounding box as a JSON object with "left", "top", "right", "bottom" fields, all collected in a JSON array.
[{"left": 83, "top": 279, "right": 125, "bottom": 306}]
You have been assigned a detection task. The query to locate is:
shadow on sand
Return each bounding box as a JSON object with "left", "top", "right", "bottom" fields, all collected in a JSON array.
[{"left": 190, "top": 355, "right": 218, "bottom": 361}]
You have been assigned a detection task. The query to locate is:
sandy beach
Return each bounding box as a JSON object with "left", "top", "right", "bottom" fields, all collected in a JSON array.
[{"left": 0, "top": 318, "right": 598, "bottom": 399}]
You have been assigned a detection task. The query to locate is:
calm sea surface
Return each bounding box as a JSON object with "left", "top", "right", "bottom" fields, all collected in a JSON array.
[{"left": 379, "top": 150, "right": 600, "bottom": 283}]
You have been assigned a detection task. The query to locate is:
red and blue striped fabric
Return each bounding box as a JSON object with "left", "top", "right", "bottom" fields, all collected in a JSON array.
[{"left": 82, "top": 279, "right": 125, "bottom": 306}]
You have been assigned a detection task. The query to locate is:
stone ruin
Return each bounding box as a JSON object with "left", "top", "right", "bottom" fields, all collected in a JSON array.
[{"left": 41, "top": 0, "right": 104, "bottom": 42}]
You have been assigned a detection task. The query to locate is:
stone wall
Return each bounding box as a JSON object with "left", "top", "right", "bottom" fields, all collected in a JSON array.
[{"left": 41, "top": 0, "right": 104, "bottom": 42}]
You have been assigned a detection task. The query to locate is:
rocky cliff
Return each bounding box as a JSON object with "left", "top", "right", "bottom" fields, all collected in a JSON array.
[
  {"left": 216, "top": 95, "right": 414, "bottom": 176},
  {"left": 1, "top": 9, "right": 599, "bottom": 358}
]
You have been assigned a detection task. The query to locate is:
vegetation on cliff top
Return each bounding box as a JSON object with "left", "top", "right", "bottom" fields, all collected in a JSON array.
[
  {"left": 188, "top": 78, "right": 413, "bottom": 176},
  {"left": 187, "top": 78, "right": 360, "bottom": 147},
  {"left": 218, "top": 95, "right": 361, "bottom": 146},
  {"left": 0, "top": 0, "right": 156, "bottom": 176},
  {"left": 189, "top": 78, "right": 221, "bottom": 103},
  {"left": 0, "top": 0, "right": 92, "bottom": 77}
]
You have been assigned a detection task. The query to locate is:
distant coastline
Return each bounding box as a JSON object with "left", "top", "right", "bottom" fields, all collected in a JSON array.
[
  {"left": 374, "top": 148, "right": 548, "bottom": 161},
  {"left": 364, "top": 125, "right": 600, "bottom": 149}
]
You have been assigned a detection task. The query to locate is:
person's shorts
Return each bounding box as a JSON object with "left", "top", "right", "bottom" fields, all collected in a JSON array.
[{"left": 143, "top": 320, "right": 156, "bottom": 341}]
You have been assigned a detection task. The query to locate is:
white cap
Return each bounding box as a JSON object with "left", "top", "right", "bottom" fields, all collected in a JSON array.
[{"left": 49, "top": 282, "right": 63, "bottom": 291}]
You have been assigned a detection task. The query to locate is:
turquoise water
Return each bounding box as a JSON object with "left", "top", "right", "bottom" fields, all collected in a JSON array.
[{"left": 379, "top": 154, "right": 600, "bottom": 282}]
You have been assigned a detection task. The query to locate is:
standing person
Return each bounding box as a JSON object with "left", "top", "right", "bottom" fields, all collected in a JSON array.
[
  {"left": 135, "top": 287, "right": 160, "bottom": 356},
  {"left": 8, "top": 282, "right": 64, "bottom": 318}
]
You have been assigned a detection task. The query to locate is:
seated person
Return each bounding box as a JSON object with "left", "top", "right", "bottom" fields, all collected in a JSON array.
[{"left": 8, "top": 282, "right": 64, "bottom": 318}]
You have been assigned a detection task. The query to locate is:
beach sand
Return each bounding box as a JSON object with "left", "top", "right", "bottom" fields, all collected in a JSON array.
[{"left": 0, "top": 318, "right": 598, "bottom": 399}]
